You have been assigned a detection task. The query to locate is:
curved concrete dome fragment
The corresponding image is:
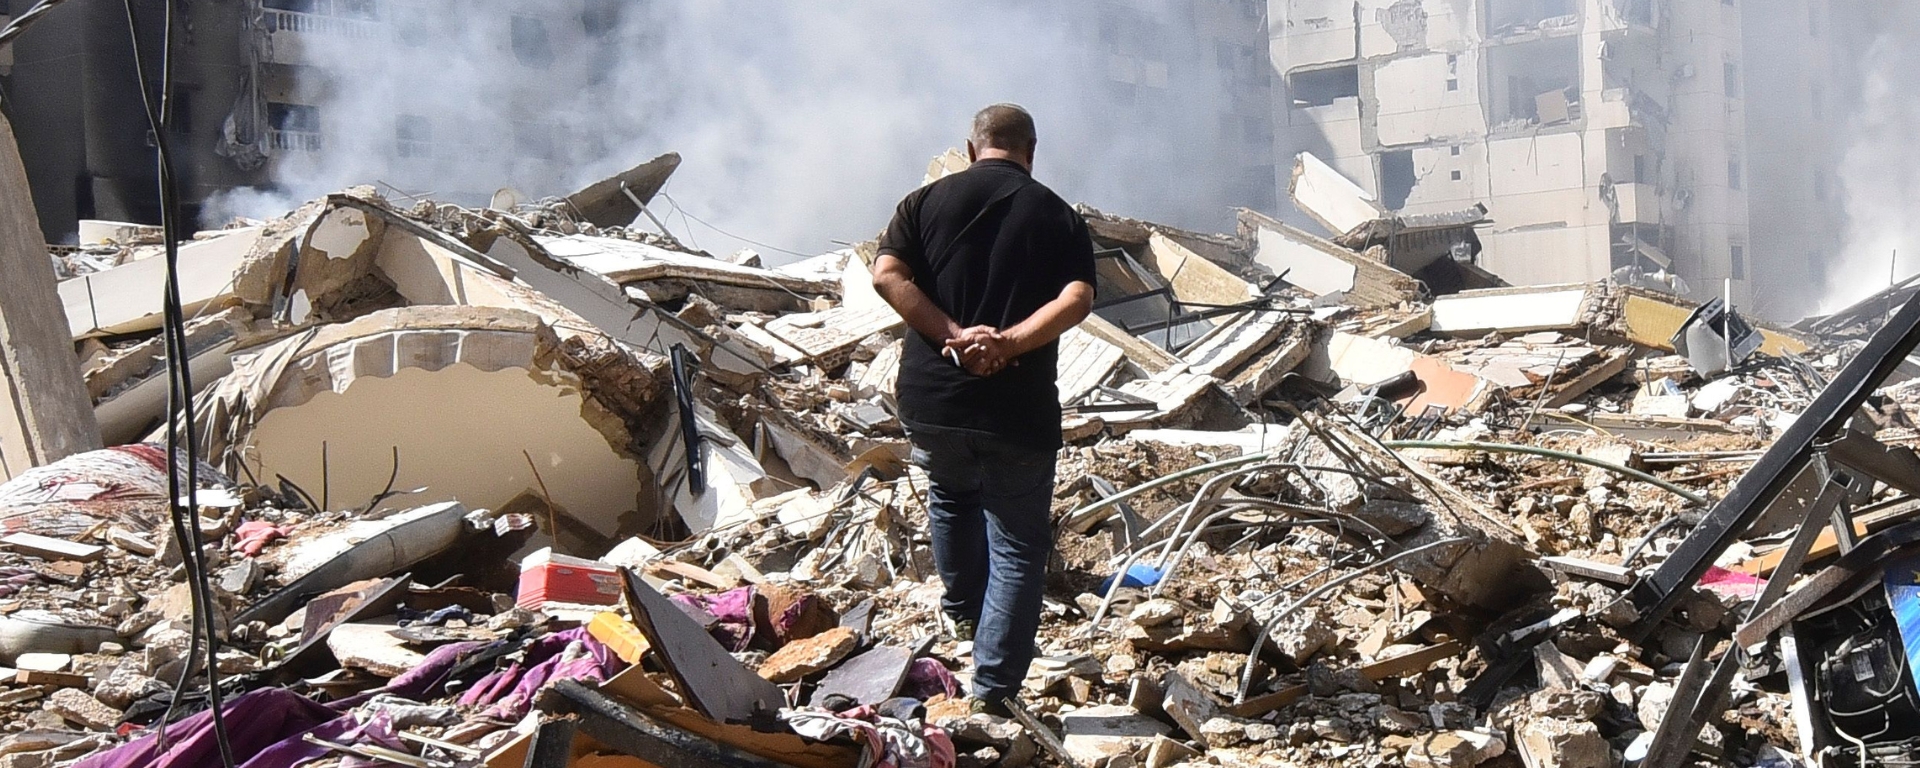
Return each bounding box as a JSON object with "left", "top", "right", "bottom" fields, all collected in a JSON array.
[{"left": 197, "top": 305, "right": 656, "bottom": 544}]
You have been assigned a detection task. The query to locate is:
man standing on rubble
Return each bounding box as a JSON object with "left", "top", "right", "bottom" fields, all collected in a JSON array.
[{"left": 871, "top": 104, "right": 1097, "bottom": 715}]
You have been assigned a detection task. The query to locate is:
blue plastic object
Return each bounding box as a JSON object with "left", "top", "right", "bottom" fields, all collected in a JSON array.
[{"left": 1097, "top": 564, "right": 1164, "bottom": 594}]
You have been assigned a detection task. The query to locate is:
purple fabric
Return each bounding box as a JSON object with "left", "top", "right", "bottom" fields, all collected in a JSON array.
[
  {"left": 902, "top": 658, "right": 961, "bottom": 701},
  {"left": 457, "top": 662, "right": 523, "bottom": 708},
  {"left": 72, "top": 688, "right": 341, "bottom": 768},
  {"left": 331, "top": 639, "right": 493, "bottom": 711},
  {"left": 672, "top": 587, "right": 755, "bottom": 651},
  {"left": 477, "top": 629, "right": 625, "bottom": 720},
  {"left": 236, "top": 709, "right": 402, "bottom": 768}
]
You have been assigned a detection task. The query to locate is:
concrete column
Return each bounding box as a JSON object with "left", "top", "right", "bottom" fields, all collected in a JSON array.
[{"left": 0, "top": 112, "right": 101, "bottom": 480}]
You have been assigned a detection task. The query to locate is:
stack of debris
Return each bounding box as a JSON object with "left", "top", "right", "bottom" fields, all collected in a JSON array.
[{"left": 7, "top": 150, "right": 1920, "bottom": 768}]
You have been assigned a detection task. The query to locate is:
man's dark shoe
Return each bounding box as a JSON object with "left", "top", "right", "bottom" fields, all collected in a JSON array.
[{"left": 969, "top": 696, "right": 1013, "bottom": 718}]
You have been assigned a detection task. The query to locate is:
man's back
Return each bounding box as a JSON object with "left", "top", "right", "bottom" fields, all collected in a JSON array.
[{"left": 877, "top": 159, "right": 1096, "bottom": 450}]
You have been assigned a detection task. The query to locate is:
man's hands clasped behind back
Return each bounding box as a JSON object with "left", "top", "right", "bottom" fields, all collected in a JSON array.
[{"left": 946, "top": 325, "right": 1018, "bottom": 377}]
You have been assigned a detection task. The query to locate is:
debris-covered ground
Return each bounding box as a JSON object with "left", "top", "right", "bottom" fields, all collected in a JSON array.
[{"left": 7, "top": 151, "right": 1920, "bottom": 768}]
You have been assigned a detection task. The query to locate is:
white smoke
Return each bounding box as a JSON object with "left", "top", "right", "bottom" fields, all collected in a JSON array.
[
  {"left": 208, "top": 1, "right": 1274, "bottom": 261},
  {"left": 1816, "top": 3, "right": 1920, "bottom": 315}
]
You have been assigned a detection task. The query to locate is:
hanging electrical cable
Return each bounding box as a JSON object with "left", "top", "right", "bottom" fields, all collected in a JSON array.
[
  {"left": 0, "top": 0, "right": 78, "bottom": 49},
  {"left": 120, "top": 0, "right": 235, "bottom": 764}
]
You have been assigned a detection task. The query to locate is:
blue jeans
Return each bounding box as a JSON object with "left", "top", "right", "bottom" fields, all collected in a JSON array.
[{"left": 909, "top": 426, "right": 1056, "bottom": 704}]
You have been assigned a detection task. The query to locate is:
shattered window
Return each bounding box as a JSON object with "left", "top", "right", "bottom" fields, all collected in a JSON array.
[
  {"left": 511, "top": 16, "right": 555, "bottom": 69},
  {"left": 1728, "top": 158, "right": 1742, "bottom": 190},
  {"left": 396, "top": 115, "right": 431, "bottom": 158},
  {"left": 1723, "top": 62, "right": 1740, "bottom": 98},
  {"left": 267, "top": 103, "right": 320, "bottom": 134},
  {"left": 1730, "top": 245, "right": 1746, "bottom": 279},
  {"left": 1287, "top": 65, "right": 1359, "bottom": 108}
]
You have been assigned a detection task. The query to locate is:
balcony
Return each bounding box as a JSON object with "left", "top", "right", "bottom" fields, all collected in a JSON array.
[
  {"left": 268, "top": 129, "right": 323, "bottom": 153},
  {"left": 264, "top": 8, "right": 380, "bottom": 37},
  {"left": 261, "top": 9, "right": 382, "bottom": 64},
  {"left": 1612, "top": 182, "right": 1664, "bottom": 224}
]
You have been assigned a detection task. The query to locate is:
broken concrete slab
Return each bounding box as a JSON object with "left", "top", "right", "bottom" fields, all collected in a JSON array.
[
  {"left": 1429, "top": 284, "right": 1591, "bottom": 337},
  {"left": 561, "top": 152, "right": 681, "bottom": 229},
  {"left": 239, "top": 502, "right": 469, "bottom": 627},
  {"left": 1060, "top": 704, "right": 1172, "bottom": 767},
  {"left": 326, "top": 620, "right": 425, "bottom": 678},
  {"left": 0, "top": 113, "right": 100, "bottom": 481},
  {"left": 1290, "top": 152, "right": 1386, "bottom": 238}
]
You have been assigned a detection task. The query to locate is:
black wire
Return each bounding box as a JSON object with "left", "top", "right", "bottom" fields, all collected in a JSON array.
[
  {"left": 0, "top": 0, "right": 78, "bottom": 48},
  {"left": 121, "top": 1, "right": 234, "bottom": 765},
  {"left": 659, "top": 192, "right": 812, "bottom": 258}
]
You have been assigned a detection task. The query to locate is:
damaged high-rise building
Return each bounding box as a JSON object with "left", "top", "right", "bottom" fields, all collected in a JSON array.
[
  {"left": 1267, "top": 0, "right": 1860, "bottom": 315},
  {"left": 1, "top": 0, "right": 627, "bottom": 242}
]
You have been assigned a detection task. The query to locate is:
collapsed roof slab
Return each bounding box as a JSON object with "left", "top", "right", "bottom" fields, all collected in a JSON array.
[
  {"left": 1429, "top": 284, "right": 1593, "bottom": 336},
  {"left": 60, "top": 225, "right": 265, "bottom": 339},
  {"left": 537, "top": 235, "right": 838, "bottom": 315},
  {"left": 1238, "top": 209, "right": 1424, "bottom": 309},
  {"left": 198, "top": 306, "right": 657, "bottom": 545}
]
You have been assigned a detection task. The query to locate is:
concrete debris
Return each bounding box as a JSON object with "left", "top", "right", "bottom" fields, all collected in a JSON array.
[{"left": 0, "top": 156, "right": 1909, "bottom": 768}]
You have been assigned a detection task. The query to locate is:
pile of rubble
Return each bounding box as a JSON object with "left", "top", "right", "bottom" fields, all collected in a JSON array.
[{"left": 5, "top": 150, "right": 1920, "bottom": 768}]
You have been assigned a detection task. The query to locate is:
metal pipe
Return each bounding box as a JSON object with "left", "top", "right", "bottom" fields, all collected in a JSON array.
[{"left": 1380, "top": 440, "right": 1711, "bottom": 505}]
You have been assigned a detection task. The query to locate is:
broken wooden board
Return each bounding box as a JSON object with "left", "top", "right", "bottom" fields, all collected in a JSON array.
[
  {"left": 1225, "top": 640, "right": 1464, "bottom": 718},
  {"left": 620, "top": 569, "right": 784, "bottom": 723}
]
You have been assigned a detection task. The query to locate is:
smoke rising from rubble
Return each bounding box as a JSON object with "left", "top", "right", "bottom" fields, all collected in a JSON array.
[
  {"left": 1829, "top": 10, "right": 1920, "bottom": 313},
  {"left": 204, "top": 2, "right": 1269, "bottom": 261}
]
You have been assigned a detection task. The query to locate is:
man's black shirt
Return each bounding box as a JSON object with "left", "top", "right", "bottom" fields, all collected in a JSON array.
[{"left": 877, "top": 158, "right": 1097, "bottom": 451}]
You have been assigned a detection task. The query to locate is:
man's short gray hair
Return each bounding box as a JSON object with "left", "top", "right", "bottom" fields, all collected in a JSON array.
[{"left": 971, "top": 103, "right": 1037, "bottom": 152}]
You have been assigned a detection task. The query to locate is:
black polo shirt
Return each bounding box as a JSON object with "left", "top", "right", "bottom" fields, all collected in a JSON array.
[{"left": 877, "top": 158, "right": 1097, "bottom": 450}]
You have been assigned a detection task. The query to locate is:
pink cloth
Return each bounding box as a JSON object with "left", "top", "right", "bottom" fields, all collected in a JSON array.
[{"left": 234, "top": 520, "right": 291, "bottom": 557}]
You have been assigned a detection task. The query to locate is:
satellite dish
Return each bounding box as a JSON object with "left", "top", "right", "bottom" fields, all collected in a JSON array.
[{"left": 491, "top": 187, "right": 527, "bottom": 210}]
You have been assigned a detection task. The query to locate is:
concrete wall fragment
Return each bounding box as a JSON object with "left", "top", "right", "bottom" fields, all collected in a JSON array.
[{"left": 0, "top": 113, "right": 100, "bottom": 480}]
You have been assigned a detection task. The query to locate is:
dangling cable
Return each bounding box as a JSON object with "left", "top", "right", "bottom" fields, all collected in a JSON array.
[{"left": 121, "top": 0, "right": 234, "bottom": 764}]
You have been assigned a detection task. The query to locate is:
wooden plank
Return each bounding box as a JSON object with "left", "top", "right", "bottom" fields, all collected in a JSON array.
[
  {"left": 1224, "top": 640, "right": 1463, "bottom": 718},
  {"left": 619, "top": 569, "right": 785, "bottom": 724},
  {"left": 1544, "top": 349, "right": 1634, "bottom": 408},
  {"left": 0, "top": 533, "right": 103, "bottom": 562}
]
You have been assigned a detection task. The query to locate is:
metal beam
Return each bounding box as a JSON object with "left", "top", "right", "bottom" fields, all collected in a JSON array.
[{"left": 1625, "top": 293, "right": 1920, "bottom": 635}]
